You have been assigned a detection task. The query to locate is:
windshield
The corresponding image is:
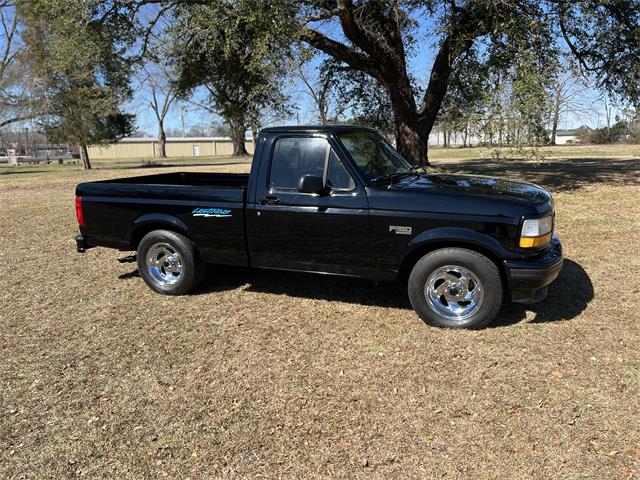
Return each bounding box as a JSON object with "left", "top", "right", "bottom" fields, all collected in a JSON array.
[{"left": 338, "top": 130, "right": 413, "bottom": 182}]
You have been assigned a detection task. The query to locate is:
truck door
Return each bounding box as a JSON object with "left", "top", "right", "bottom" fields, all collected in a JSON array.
[{"left": 250, "top": 134, "right": 370, "bottom": 276}]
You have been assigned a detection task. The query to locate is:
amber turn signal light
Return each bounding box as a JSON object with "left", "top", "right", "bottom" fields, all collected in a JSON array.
[{"left": 519, "top": 232, "right": 552, "bottom": 248}]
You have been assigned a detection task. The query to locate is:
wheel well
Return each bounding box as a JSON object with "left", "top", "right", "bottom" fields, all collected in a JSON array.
[
  {"left": 399, "top": 241, "right": 508, "bottom": 285},
  {"left": 129, "top": 223, "right": 190, "bottom": 250}
]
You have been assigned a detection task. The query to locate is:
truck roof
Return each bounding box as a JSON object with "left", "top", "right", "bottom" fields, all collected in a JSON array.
[{"left": 260, "top": 124, "right": 376, "bottom": 134}]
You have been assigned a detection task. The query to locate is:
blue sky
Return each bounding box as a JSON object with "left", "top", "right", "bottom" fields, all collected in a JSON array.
[
  {"left": 131, "top": 10, "right": 618, "bottom": 137},
  {"left": 133, "top": 11, "right": 440, "bottom": 135}
]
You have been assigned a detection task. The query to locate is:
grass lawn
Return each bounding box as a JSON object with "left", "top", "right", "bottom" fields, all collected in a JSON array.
[
  {"left": 1, "top": 145, "right": 639, "bottom": 478},
  {"left": 0, "top": 155, "right": 251, "bottom": 181},
  {"left": 428, "top": 142, "right": 640, "bottom": 162}
]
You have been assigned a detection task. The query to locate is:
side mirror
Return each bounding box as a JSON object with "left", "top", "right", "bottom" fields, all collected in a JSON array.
[{"left": 297, "top": 174, "right": 327, "bottom": 195}]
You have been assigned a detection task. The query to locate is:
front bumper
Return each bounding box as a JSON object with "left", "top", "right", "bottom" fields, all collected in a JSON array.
[{"left": 504, "top": 235, "right": 563, "bottom": 304}]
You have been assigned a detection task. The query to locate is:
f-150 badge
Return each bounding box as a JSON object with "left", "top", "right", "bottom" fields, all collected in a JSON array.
[
  {"left": 389, "top": 225, "right": 412, "bottom": 235},
  {"left": 192, "top": 208, "right": 232, "bottom": 218}
]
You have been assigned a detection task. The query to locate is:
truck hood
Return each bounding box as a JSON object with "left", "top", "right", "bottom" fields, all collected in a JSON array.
[
  {"left": 366, "top": 173, "right": 553, "bottom": 218},
  {"left": 391, "top": 173, "right": 551, "bottom": 206}
]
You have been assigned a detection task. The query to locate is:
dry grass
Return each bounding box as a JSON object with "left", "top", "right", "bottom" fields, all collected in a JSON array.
[
  {"left": 429, "top": 142, "right": 640, "bottom": 162},
  {"left": 0, "top": 155, "right": 250, "bottom": 180},
  {"left": 1, "top": 149, "right": 640, "bottom": 479}
]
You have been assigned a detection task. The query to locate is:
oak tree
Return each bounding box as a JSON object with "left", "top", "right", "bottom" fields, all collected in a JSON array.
[
  {"left": 169, "top": 1, "right": 293, "bottom": 156},
  {"left": 299, "top": 0, "right": 640, "bottom": 164}
]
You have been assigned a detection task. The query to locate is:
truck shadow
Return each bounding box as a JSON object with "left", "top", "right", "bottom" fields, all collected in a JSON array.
[
  {"left": 196, "top": 265, "right": 412, "bottom": 309},
  {"left": 491, "top": 259, "right": 594, "bottom": 327},
  {"left": 437, "top": 157, "right": 639, "bottom": 192},
  {"left": 118, "top": 258, "right": 591, "bottom": 326},
  {"left": 186, "top": 258, "right": 593, "bottom": 327}
]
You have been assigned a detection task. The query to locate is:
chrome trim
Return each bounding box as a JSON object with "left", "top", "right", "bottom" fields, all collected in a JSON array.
[
  {"left": 146, "top": 242, "right": 183, "bottom": 287},
  {"left": 424, "top": 265, "right": 484, "bottom": 321}
]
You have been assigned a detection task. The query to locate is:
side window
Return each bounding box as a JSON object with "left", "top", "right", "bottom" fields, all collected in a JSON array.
[
  {"left": 269, "top": 137, "right": 326, "bottom": 190},
  {"left": 269, "top": 137, "right": 355, "bottom": 192}
]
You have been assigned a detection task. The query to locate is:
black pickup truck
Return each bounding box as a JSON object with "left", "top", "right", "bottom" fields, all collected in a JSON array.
[{"left": 75, "top": 125, "right": 562, "bottom": 329}]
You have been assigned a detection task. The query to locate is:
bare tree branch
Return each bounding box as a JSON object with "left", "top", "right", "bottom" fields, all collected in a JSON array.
[
  {"left": 299, "top": 27, "right": 381, "bottom": 81},
  {"left": 0, "top": 114, "right": 35, "bottom": 128}
]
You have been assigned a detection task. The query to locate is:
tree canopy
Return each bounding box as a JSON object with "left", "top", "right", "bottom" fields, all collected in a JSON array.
[
  {"left": 296, "top": 0, "right": 640, "bottom": 164},
  {"left": 169, "top": 0, "right": 294, "bottom": 155},
  {"left": 9, "top": 0, "right": 640, "bottom": 164},
  {"left": 17, "top": 0, "right": 134, "bottom": 168}
]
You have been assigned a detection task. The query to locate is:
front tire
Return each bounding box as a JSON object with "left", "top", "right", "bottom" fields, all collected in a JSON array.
[
  {"left": 408, "top": 248, "right": 503, "bottom": 329},
  {"left": 137, "top": 230, "right": 205, "bottom": 295}
]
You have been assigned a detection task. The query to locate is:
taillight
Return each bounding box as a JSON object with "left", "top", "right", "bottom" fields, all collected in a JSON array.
[{"left": 75, "top": 196, "right": 84, "bottom": 227}]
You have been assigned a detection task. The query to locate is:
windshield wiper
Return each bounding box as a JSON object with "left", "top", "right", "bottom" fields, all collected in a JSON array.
[{"left": 371, "top": 170, "right": 414, "bottom": 185}]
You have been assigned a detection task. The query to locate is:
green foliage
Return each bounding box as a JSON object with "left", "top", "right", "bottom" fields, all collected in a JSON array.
[
  {"left": 343, "top": 73, "right": 395, "bottom": 134},
  {"left": 579, "top": 122, "right": 631, "bottom": 144},
  {"left": 510, "top": 49, "right": 554, "bottom": 145},
  {"left": 15, "top": 0, "right": 640, "bottom": 166},
  {"left": 481, "top": 12, "right": 558, "bottom": 147},
  {"left": 629, "top": 110, "right": 640, "bottom": 143},
  {"left": 17, "top": 0, "right": 133, "bottom": 167},
  {"left": 170, "top": 0, "right": 296, "bottom": 154},
  {"left": 437, "top": 49, "right": 490, "bottom": 144},
  {"left": 558, "top": 0, "right": 640, "bottom": 108},
  {"left": 295, "top": 0, "right": 640, "bottom": 160},
  {"left": 438, "top": 32, "right": 556, "bottom": 149},
  {"left": 323, "top": 61, "right": 395, "bottom": 134}
]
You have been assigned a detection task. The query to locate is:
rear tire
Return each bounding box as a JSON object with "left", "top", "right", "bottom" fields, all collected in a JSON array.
[
  {"left": 408, "top": 248, "right": 503, "bottom": 329},
  {"left": 137, "top": 230, "right": 205, "bottom": 295}
]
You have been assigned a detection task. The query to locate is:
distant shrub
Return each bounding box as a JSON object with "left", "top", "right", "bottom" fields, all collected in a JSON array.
[
  {"left": 628, "top": 121, "right": 640, "bottom": 143},
  {"left": 578, "top": 121, "right": 630, "bottom": 144}
]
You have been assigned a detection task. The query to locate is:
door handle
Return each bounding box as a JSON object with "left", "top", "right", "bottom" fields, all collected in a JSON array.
[{"left": 261, "top": 196, "right": 280, "bottom": 205}]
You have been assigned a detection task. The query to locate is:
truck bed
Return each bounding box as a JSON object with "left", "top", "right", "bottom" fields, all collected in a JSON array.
[
  {"left": 76, "top": 172, "right": 250, "bottom": 265},
  {"left": 92, "top": 172, "right": 250, "bottom": 188}
]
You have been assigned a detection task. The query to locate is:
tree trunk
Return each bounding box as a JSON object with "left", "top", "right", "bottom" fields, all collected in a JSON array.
[
  {"left": 319, "top": 106, "right": 327, "bottom": 125},
  {"left": 394, "top": 117, "right": 428, "bottom": 166},
  {"left": 413, "top": 34, "right": 464, "bottom": 163},
  {"left": 388, "top": 84, "right": 428, "bottom": 166},
  {"left": 79, "top": 143, "right": 91, "bottom": 170},
  {"left": 158, "top": 122, "right": 167, "bottom": 158},
  {"left": 230, "top": 122, "right": 248, "bottom": 157},
  {"left": 550, "top": 90, "right": 561, "bottom": 145},
  {"left": 250, "top": 124, "right": 259, "bottom": 145},
  {"left": 316, "top": 89, "right": 327, "bottom": 125}
]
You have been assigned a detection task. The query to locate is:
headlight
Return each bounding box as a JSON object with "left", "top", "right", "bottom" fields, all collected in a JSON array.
[{"left": 519, "top": 215, "right": 553, "bottom": 248}]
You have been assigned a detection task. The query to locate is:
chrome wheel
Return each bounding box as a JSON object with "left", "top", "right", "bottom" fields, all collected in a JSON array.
[
  {"left": 145, "top": 242, "right": 183, "bottom": 286},
  {"left": 424, "top": 265, "right": 484, "bottom": 321}
]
